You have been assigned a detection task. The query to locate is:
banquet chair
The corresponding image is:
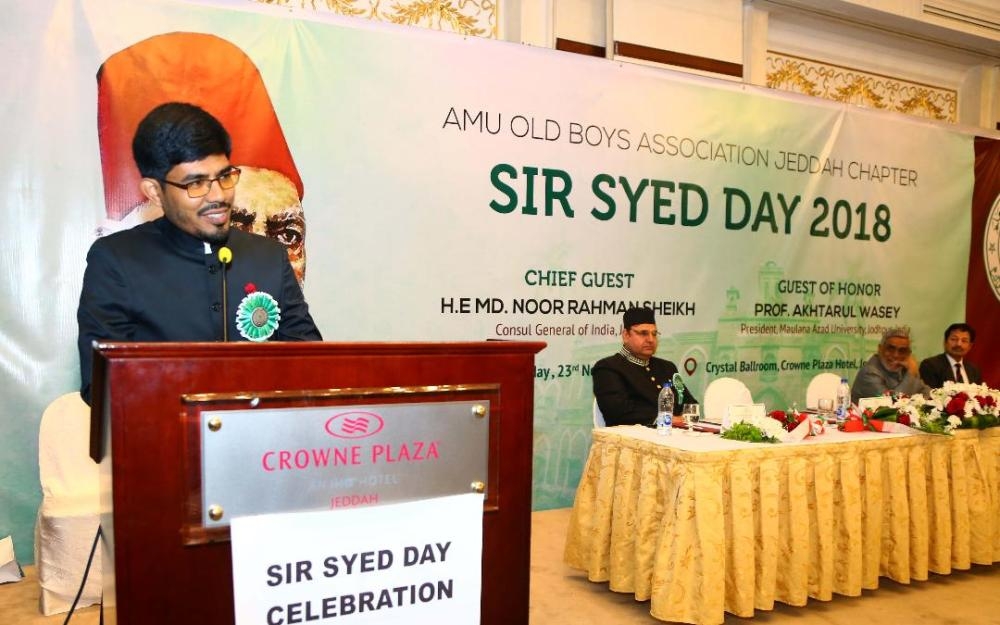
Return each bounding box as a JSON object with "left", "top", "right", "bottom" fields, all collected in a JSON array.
[
  {"left": 702, "top": 377, "right": 752, "bottom": 424},
  {"left": 34, "top": 392, "right": 102, "bottom": 615},
  {"left": 592, "top": 398, "right": 606, "bottom": 428},
  {"left": 805, "top": 372, "right": 842, "bottom": 409}
]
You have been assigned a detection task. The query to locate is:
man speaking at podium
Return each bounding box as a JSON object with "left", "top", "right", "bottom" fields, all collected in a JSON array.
[{"left": 77, "top": 102, "right": 322, "bottom": 404}]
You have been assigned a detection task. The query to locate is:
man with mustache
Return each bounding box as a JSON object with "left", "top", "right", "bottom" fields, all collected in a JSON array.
[
  {"left": 592, "top": 306, "right": 697, "bottom": 426},
  {"left": 94, "top": 32, "right": 312, "bottom": 287},
  {"left": 918, "top": 323, "right": 983, "bottom": 388},
  {"left": 851, "top": 326, "right": 929, "bottom": 404},
  {"left": 77, "top": 102, "right": 322, "bottom": 404}
]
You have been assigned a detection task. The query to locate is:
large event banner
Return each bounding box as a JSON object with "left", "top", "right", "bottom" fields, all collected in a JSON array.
[{"left": 0, "top": 0, "right": 978, "bottom": 561}]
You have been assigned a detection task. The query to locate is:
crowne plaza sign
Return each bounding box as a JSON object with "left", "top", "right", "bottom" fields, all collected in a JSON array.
[
  {"left": 194, "top": 391, "right": 491, "bottom": 529},
  {"left": 259, "top": 411, "right": 442, "bottom": 471}
]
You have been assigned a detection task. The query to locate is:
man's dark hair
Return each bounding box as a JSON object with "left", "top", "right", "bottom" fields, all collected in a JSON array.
[
  {"left": 131, "top": 102, "right": 232, "bottom": 180},
  {"left": 944, "top": 322, "right": 976, "bottom": 342}
]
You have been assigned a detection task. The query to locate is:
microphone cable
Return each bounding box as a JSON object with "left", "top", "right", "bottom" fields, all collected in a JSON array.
[{"left": 62, "top": 524, "right": 102, "bottom": 624}]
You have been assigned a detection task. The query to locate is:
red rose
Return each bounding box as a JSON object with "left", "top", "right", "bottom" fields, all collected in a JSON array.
[
  {"left": 839, "top": 417, "right": 865, "bottom": 432},
  {"left": 244, "top": 282, "right": 257, "bottom": 295},
  {"left": 769, "top": 410, "right": 803, "bottom": 432},
  {"left": 897, "top": 413, "right": 911, "bottom": 426},
  {"left": 977, "top": 395, "right": 995, "bottom": 409},
  {"left": 945, "top": 392, "right": 969, "bottom": 415}
]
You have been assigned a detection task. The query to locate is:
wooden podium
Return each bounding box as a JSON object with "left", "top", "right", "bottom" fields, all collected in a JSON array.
[{"left": 89, "top": 340, "right": 545, "bottom": 625}]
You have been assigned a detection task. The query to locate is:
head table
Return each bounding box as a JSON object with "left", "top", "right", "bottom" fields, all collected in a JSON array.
[{"left": 563, "top": 425, "right": 1000, "bottom": 625}]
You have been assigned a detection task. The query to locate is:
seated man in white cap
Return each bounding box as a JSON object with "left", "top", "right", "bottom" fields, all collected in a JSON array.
[{"left": 592, "top": 306, "right": 697, "bottom": 426}]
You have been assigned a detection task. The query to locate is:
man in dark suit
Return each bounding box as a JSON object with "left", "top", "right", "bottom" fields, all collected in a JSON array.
[
  {"left": 592, "top": 306, "right": 697, "bottom": 426},
  {"left": 919, "top": 323, "right": 983, "bottom": 389},
  {"left": 77, "top": 103, "right": 322, "bottom": 404}
]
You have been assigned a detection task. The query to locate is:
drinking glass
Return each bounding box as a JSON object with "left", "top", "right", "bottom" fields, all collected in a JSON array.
[
  {"left": 818, "top": 398, "right": 835, "bottom": 423},
  {"left": 683, "top": 404, "right": 701, "bottom": 435}
]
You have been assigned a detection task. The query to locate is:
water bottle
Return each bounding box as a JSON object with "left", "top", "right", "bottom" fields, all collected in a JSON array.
[
  {"left": 657, "top": 382, "right": 674, "bottom": 436},
  {"left": 835, "top": 377, "right": 851, "bottom": 422}
]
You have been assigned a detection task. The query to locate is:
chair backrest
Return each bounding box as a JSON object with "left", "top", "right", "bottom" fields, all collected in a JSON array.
[
  {"left": 702, "top": 377, "right": 752, "bottom": 424},
  {"left": 592, "top": 398, "right": 606, "bottom": 428},
  {"left": 805, "top": 372, "right": 842, "bottom": 409},
  {"left": 38, "top": 392, "right": 98, "bottom": 499}
]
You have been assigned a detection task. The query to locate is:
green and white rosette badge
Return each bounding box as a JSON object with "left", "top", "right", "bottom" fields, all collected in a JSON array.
[{"left": 236, "top": 282, "right": 281, "bottom": 341}]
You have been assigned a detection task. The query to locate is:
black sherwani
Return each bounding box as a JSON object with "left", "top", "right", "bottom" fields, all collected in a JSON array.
[
  {"left": 592, "top": 353, "right": 698, "bottom": 426},
  {"left": 918, "top": 353, "right": 983, "bottom": 388},
  {"left": 77, "top": 217, "right": 322, "bottom": 403}
]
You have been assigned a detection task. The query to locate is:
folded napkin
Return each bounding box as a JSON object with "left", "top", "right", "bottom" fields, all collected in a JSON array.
[{"left": 0, "top": 535, "right": 24, "bottom": 584}]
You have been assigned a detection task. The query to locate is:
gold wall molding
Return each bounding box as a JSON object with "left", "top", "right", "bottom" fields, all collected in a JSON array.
[
  {"left": 766, "top": 51, "right": 957, "bottom": 123},
  {"left": 252, "top": 0, "right": 498, "bottom": 38}
]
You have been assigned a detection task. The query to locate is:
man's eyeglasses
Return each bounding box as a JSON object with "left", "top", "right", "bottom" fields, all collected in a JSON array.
[
  {"left": 161, "top": 167, "right": 241, "bottom": 198},
  {"left": 882, "top": 344, "right": 911, "bottom": 356},
  {"left": 629, "top": 330, "right": 660, "bottom": 339}
]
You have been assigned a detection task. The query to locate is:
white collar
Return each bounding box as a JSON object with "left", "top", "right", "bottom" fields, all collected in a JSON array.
[{"left": 618, "top": 346, "right": 649, "bottom": 367}]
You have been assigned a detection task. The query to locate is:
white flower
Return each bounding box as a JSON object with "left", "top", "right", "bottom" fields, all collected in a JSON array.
[
  {"left": 898, "top": 382, "right": 1000, "bottom": 433},
  {"left": 732, "top": 414, "right": 788, "bottom": 441}
]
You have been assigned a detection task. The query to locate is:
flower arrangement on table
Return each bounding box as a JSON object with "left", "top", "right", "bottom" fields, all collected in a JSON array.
[
  {"left": 720, "top": 412, "right": 790, "bottom": 443},
  {"left": 837, "top": 405, "right": 905, "bottom": 433},
  {"left": 835, "top": 382, "right": 1000, "bottom": 435},
  {"left": 767, "top": 408, "right": 825, "bottom": 433},
  {"left": 891, "top": 382, "right": 1000, "bottom": 434}
]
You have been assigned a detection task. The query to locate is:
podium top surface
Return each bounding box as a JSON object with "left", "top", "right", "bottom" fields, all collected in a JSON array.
[
  {"left": 88, "top": 340, "right": 546, "bottom": 463},
  {"left": 92, "top": 340, "right": 547, "bottom": 360}
]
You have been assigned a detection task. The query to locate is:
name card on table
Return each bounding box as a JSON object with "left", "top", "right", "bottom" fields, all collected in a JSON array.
[
  {"left": 0, "top": 536, "right": 23, "bottom": 583},
  {"left": 231, "top": 493, "right": 483, "bottom": 625},
  {"left": 722, "top": 403, "right": 767, "bottom": 430}
]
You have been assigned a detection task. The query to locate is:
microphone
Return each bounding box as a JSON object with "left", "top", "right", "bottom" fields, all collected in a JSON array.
[{"left": 218, "top": 247, "right": 232, "bottom": 341}]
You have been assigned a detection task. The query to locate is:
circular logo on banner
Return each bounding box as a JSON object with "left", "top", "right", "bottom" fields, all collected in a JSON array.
[{"left": 985, "top": 193, "right": 1000, "bottom": 303}]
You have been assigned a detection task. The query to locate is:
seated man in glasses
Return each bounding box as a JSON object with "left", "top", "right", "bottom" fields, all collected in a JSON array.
[
  {"left": 592, "top": 306, "right": 697, "bottom": 426},
  {"left": 851, "top": 326, "right": 929, "bottom": 404},
  {"left": 77, "top": 102, "right": 322, "bottom": 404}
]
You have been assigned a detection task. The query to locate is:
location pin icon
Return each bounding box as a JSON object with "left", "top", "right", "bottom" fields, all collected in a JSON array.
[{"left": 684, "top": 357, "right": 697, "bottom": 376}]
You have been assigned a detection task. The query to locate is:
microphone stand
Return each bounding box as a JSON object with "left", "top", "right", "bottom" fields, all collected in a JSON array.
[{"left": 218, "top": 247, "right": 232, "bottom": 341}]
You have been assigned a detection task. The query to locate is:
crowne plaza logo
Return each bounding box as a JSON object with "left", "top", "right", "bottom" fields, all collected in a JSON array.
[{"left": 325, "top": 412, "right": 385, "bottom": 439}]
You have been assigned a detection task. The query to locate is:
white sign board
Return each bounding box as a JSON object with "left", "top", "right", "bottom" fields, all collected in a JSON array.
[
  {"left": 722, "top": 403, "right": 768, "bottom": 430},
  {"left": 857, "top": 396, "right": 893, "bottom": 412},
  {"left": 202, "top": 400, "right": 489, "bottom": 526},
  {"left": 231, "top": 494, "right": 483, "bottom": 625}
]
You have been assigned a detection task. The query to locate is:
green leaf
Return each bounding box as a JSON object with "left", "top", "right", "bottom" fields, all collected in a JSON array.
[{"left": 720, "top": 422, "right": 779, "bottom": 444}]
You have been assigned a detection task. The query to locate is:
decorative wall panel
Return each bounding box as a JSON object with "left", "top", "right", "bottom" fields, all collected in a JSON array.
[
  {"left": 766, "top": 51, "right": 958, "bottom": 123},
  {"left": 253, "top": 0, "right": 498, "bottom": 38}
]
